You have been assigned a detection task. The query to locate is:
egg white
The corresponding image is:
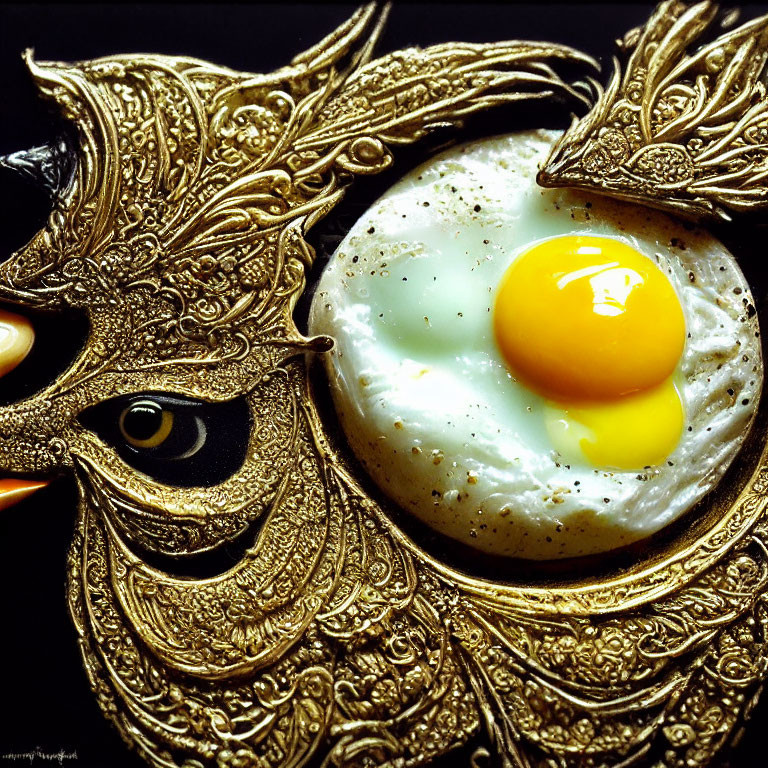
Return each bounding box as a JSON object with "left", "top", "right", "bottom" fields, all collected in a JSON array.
[{"left": 309, "top": 130, "right": 763, "bottom": 560}]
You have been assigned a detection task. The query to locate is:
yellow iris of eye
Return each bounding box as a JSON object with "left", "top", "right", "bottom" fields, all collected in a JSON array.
[
  {"left": 493, "top": 235, "right": 686, "bottom": 470},
  {"left": 119, "top": 402, "right": 174, "bottom": 449}
]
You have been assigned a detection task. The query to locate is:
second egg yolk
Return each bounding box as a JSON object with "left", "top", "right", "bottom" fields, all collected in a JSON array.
[
  {"left": 494, "top": 235, "right": 685, "bottom": 401},
  {"left": 493, "top": 235, "right": 686, "bottom": 471},
  {"left": 543, "top": 377, "right": 684, "bottom": 470}
]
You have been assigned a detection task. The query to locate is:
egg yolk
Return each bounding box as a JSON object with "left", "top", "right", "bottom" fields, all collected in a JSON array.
[
  {"left": 494, "top": 235, "right": 685, "bottom": 400},
  {"left": 544, "top": 378, "right": 684, "bottom": 470},
  {"left": 494, "top": 235, "right": 686, "bottom": 470}
]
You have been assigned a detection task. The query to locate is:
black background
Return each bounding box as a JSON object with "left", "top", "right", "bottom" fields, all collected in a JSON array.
[{"left": 1, "top": 3, "right": 768, "bottom": 768}]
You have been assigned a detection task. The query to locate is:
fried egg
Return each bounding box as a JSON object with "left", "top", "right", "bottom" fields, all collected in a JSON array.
[{"left": 308, "top": 130, "right": 763, "bottom": 560}]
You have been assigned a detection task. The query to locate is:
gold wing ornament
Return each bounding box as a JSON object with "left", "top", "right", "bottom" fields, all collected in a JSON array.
[
  {"left": 1, "top": 4, "right": 768, "bottom": 768},
  {"left": 539, "top": 0, "right": 768, "bottom": 221}
]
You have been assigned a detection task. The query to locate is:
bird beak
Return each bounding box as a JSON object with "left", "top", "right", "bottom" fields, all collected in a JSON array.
[
  {"left": 0, "top": 309, "right": 48, "bottom": 508},
  {"left": 0, "top": 478, "right": 49, "bottom": 510}
]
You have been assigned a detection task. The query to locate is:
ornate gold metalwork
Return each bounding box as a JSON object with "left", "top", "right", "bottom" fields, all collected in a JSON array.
[
  {"left": 2, "top": 3, "right": 768, "bottom": 768},
  {"left": 539, "top": 0, "right": 768, "bottom": 221}
]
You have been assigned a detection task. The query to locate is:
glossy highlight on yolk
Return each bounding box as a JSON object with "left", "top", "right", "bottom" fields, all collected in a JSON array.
[
  {"left": 494, "top": 235, "right": 685, "bottom": 401},
  {"left": 494, "top": 235, "right": 686, "bottom": 470}
]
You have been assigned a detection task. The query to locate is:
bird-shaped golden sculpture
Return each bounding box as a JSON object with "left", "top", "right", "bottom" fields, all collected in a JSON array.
[{"left": 2, "top": 3, "right": 768, "bottom": 768}]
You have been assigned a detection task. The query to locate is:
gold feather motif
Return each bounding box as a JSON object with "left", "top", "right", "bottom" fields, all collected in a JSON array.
[{"left": 539, "top": 0, "right": 768, "bottom": 220}]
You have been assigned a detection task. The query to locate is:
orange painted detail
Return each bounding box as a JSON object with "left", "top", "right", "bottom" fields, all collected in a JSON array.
[{"left": 0, "top": 478, "right": 48, "bottom": 511}]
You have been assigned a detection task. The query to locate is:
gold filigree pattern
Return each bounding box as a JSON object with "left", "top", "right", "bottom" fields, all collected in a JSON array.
[
  {"left": 2, "top": 3, "right": 768, "bottom": 768},
  {"left": 538, "top": 0, "right": 768, "bottom": 221}
]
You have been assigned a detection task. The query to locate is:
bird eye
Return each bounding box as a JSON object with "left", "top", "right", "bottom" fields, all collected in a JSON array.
[
  {"left": 79, "top": 393, "right": 250, "bottom": 486},
  {"left": 119, "top": 400, "right": 175, "bottom": 449}
]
